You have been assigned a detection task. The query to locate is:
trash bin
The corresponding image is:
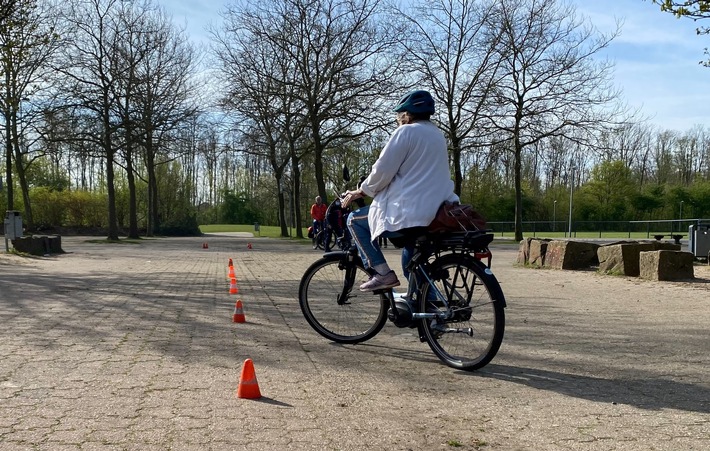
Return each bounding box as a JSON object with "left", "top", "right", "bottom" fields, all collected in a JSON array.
[
  {"left": 689, "top": 223, "right": 710, "bottom": 258},
  {"left": 4, "top": 211, "right": 22, "bottom": 240}
]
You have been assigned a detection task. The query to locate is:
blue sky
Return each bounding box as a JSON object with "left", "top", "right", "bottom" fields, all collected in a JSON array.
[
  {"left": 574, "top": 0, "right": 710, "bottom": 131},
  {"left": 163, "top": 0, "right": 710, "bottom": 132}
]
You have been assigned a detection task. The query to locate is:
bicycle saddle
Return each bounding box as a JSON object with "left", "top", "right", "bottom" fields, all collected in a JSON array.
[{"left": 384, "top": 227, "right": 429, "bottom": 249}]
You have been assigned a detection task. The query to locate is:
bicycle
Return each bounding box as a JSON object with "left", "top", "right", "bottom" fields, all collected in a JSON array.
[
  {"left": 312, "top": 189, "right": 360, "bottom": 252},
  {"left": 298, "top": 224, "right": 506, "bottom": 371},
  {"left": 311, "top": 221, "right": 330, "bottom": 250},
  {"left": 322, "top": 198, "right": 352, "bottom": 252}
]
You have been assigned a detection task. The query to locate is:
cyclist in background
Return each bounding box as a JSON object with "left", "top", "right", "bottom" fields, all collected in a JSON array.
[
  {"left": 310, "top": 196, "right": 327, "bottom": 236},
  {"left": 342, "top": 90, "right": 459, "bottom": 291}
]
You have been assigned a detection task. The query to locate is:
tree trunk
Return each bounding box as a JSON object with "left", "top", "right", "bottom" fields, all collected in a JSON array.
[
  {"left": 312, "top": 120, "right": 326, "bottom": 200},
  {"left": 4, "top": 133, "right": 12, "bottom": 210},
  {"left": 125, "top": 151, "right": 139, "bottom": 239},
  {"left": 105, "top": 148, "right": 119, "bottom": 240},
  {"left": 103, "top": 104, "right": 119, "bottom": 241},
  {"left": 13, "top": 137, "right": 34, "bottom": 230},
  {"left": 276, "top": 177, "right": 288, "bottom": 238},
  {"left": 145, "top": 130, "right": 157, "bottom": 237},
  {"left": 451, "top": 136, "right": 463, "bottom": 197},
  {"left": 3, "top": 77, "right": 14, "bottom": 210},
  {"left": 514, "top": 136, "right": 523, "bottom": 242},
  {"left": 291, "top": 150, "right": 304, "bottom": 238}
]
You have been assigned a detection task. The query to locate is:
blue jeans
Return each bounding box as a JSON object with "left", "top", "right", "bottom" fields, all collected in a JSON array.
[
  {"left": 312, "top": 220, "right": 324, "bottom": 234},
  {"left": 346, "top": 205, "right": 412, "bottom": 275}
]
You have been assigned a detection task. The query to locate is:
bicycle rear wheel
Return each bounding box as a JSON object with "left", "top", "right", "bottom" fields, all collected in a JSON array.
[
  {"left": 299, "top": 253, "right": 388, "bottom": 344},
  {"left": 312, "top": 231, "right": 322, "bottom": 249},
  {"left": 419, "top": 254, "right": 505, "bottom": 371},
  {"left": 322, "top": 229, "right": 336, "bottom": 252}
]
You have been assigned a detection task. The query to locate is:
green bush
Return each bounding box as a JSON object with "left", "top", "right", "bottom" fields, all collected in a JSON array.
[
  {"left": 220, "top": 190, "right": 260, "bottom": 224},
  {"left": 64, "top": 190, "right": 107, "bottom": 227},
  {"left": 157, "top": 213, "right": 201, "bottom": 236},
  {"left": 30, "top": 187, "right": 65, "bottom": 228}
]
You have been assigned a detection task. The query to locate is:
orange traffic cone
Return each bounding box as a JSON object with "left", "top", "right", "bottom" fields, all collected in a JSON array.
[
  {"left": 237, "top": 358, "right": 261, "bottom": 399},
  {"left": 228, "top": 265, "right": 235, "bottom": 279},
  {"left": 232, "top": 300, "right": 245, "bottom": 323},
  {"left": 204, "top": 242, "right": 209, "bottom": 249},
  {"left": 229, "top": 278, "right": 238, "bottom": 294},
  {"left": 228, "top": 258, "right": 233, "bottom": 267}
]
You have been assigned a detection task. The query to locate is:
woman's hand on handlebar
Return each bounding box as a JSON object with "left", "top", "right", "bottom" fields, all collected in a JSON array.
[{"left": 342, "top": 188, "right": 364, "bottom": 208}]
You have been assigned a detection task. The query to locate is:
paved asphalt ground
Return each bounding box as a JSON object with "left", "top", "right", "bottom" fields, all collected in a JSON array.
[{"left": 0, "top": 234, "right": 708, "bottom": 450}]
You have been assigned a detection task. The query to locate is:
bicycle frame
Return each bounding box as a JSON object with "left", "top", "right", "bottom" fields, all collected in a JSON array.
[
  {"left": 325, "top": 227, "right": 500, "bottom": 328},
  {"left": 336, "top": 248, "right": 360, "bottom": 305}
]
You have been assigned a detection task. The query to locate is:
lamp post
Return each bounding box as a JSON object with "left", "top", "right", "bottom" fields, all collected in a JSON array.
[
  {"left": 568, "top": 166, "right": 576, "bottom": 238},
  {"left": 553, "top": 200, "right": 557, "bottom": 232}
]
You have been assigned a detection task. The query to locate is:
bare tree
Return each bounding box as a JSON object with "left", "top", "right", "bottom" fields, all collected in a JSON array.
[
  {"left": 491, "top": 0, "right": 623, "bottom": 241},
  {"left": 213, "top": 0, "right": 405, "bottom": 235},
  {"left": 132, "top": 6, "right": 198, "bottom": 236},
  {"left": 0, "top": 0, "right": 61, "bottom": 228},
  {"left": 212, "top": 4, "right": 299, "bottom": 237},
  {"left": 55, "top": 0, "right": 127, "bottom": 240},
  {"left": 110, "top": 0, "right": 155, "bottom": 239},
  {"left": 632, "top": 123, "right": 657, "bottom": 186},
  {"left": 54, "top": 0, "right": 196, "bottom": 239},
  {"left": 396, "top": 0, "right": 504, "bottom": 196},
  {"left": 0, "top": 0, "right": 18, "bottom": 24},
  {"left": 652, "top": 129, "right": 677, "bottom": 184},
  {"left": 237, "top": 0, "right": 399, "bottom": 201}
]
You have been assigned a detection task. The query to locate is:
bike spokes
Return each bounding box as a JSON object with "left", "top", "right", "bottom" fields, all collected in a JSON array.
[
  {"left": 419, "top": 255, "right": 505, "bottom": 371},
  {"left": 299, "top": 255, "right": 389, "bottom": 344}
]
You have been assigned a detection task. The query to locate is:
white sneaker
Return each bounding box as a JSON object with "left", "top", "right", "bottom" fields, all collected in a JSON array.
[{"left": 359, "top": 271, "right": 400, "bottom": 291}]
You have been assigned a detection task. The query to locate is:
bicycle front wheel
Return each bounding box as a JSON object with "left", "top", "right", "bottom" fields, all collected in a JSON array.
[
  {"left": 419, "top": 254, "right": 505, "bottom": 371},
  {"left": 299, "top": 253, "right": 388, "bottom": 344}
]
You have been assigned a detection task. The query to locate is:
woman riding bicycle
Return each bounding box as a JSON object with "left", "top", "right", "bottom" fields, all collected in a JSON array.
[{"left": 342, "top": 90, "right": 460, "bottom": 291}]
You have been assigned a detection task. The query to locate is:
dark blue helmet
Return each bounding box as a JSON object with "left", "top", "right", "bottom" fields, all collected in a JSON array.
[{"left": 393, "top": 90, "right": 435, "bottom": 115}]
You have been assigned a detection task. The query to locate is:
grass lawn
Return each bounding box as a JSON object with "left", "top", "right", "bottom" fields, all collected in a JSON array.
[{"left": 200, "top": 224, "right": 309, "bottom": 242}]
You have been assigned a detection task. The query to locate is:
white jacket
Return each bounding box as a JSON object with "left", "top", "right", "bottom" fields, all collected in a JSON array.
[{"left": 360, "top": 121, "right": 459, "bottom": 240}]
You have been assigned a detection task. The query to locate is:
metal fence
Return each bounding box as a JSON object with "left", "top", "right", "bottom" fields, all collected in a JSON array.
[{"left": 487, "top": 218, "right": 709, "bottom": 239}]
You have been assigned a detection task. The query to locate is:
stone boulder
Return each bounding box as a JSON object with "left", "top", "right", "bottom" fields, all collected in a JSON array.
[
  {"left": 597, "top": 241, "right": 677, "bottom": 276},
  {"left": 639, "top": 250, "right": 694, "bottom": 281},
  {"left": 517, "top": 238, "right": 552, "bottom": 266},
  {"left": 11, "top": 235, "right": 63, "bottom": 256},
  {"left": 647, "top": 240, "right": 681, "bottom": 251},
  {"left": 516, "top": 237, "right": 534, "bottom": 265},
  {"left": 544, "top": 240, "right": 600, "bottom": 270},
  {"left": 529, "top": 239, "right": 551, "bottom": 267}
]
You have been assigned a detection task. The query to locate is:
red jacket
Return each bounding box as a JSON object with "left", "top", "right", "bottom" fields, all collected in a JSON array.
[{"left": 311, "top": 203, "right": 327, "bottom": 222}]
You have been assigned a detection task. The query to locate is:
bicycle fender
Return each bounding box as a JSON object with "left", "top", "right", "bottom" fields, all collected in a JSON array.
[
  {"left": 482, "top": 265, "right": 507, "bottom": 308},
  {"left": 321, "top": 250, "right": 349, "bottom": 260}
]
